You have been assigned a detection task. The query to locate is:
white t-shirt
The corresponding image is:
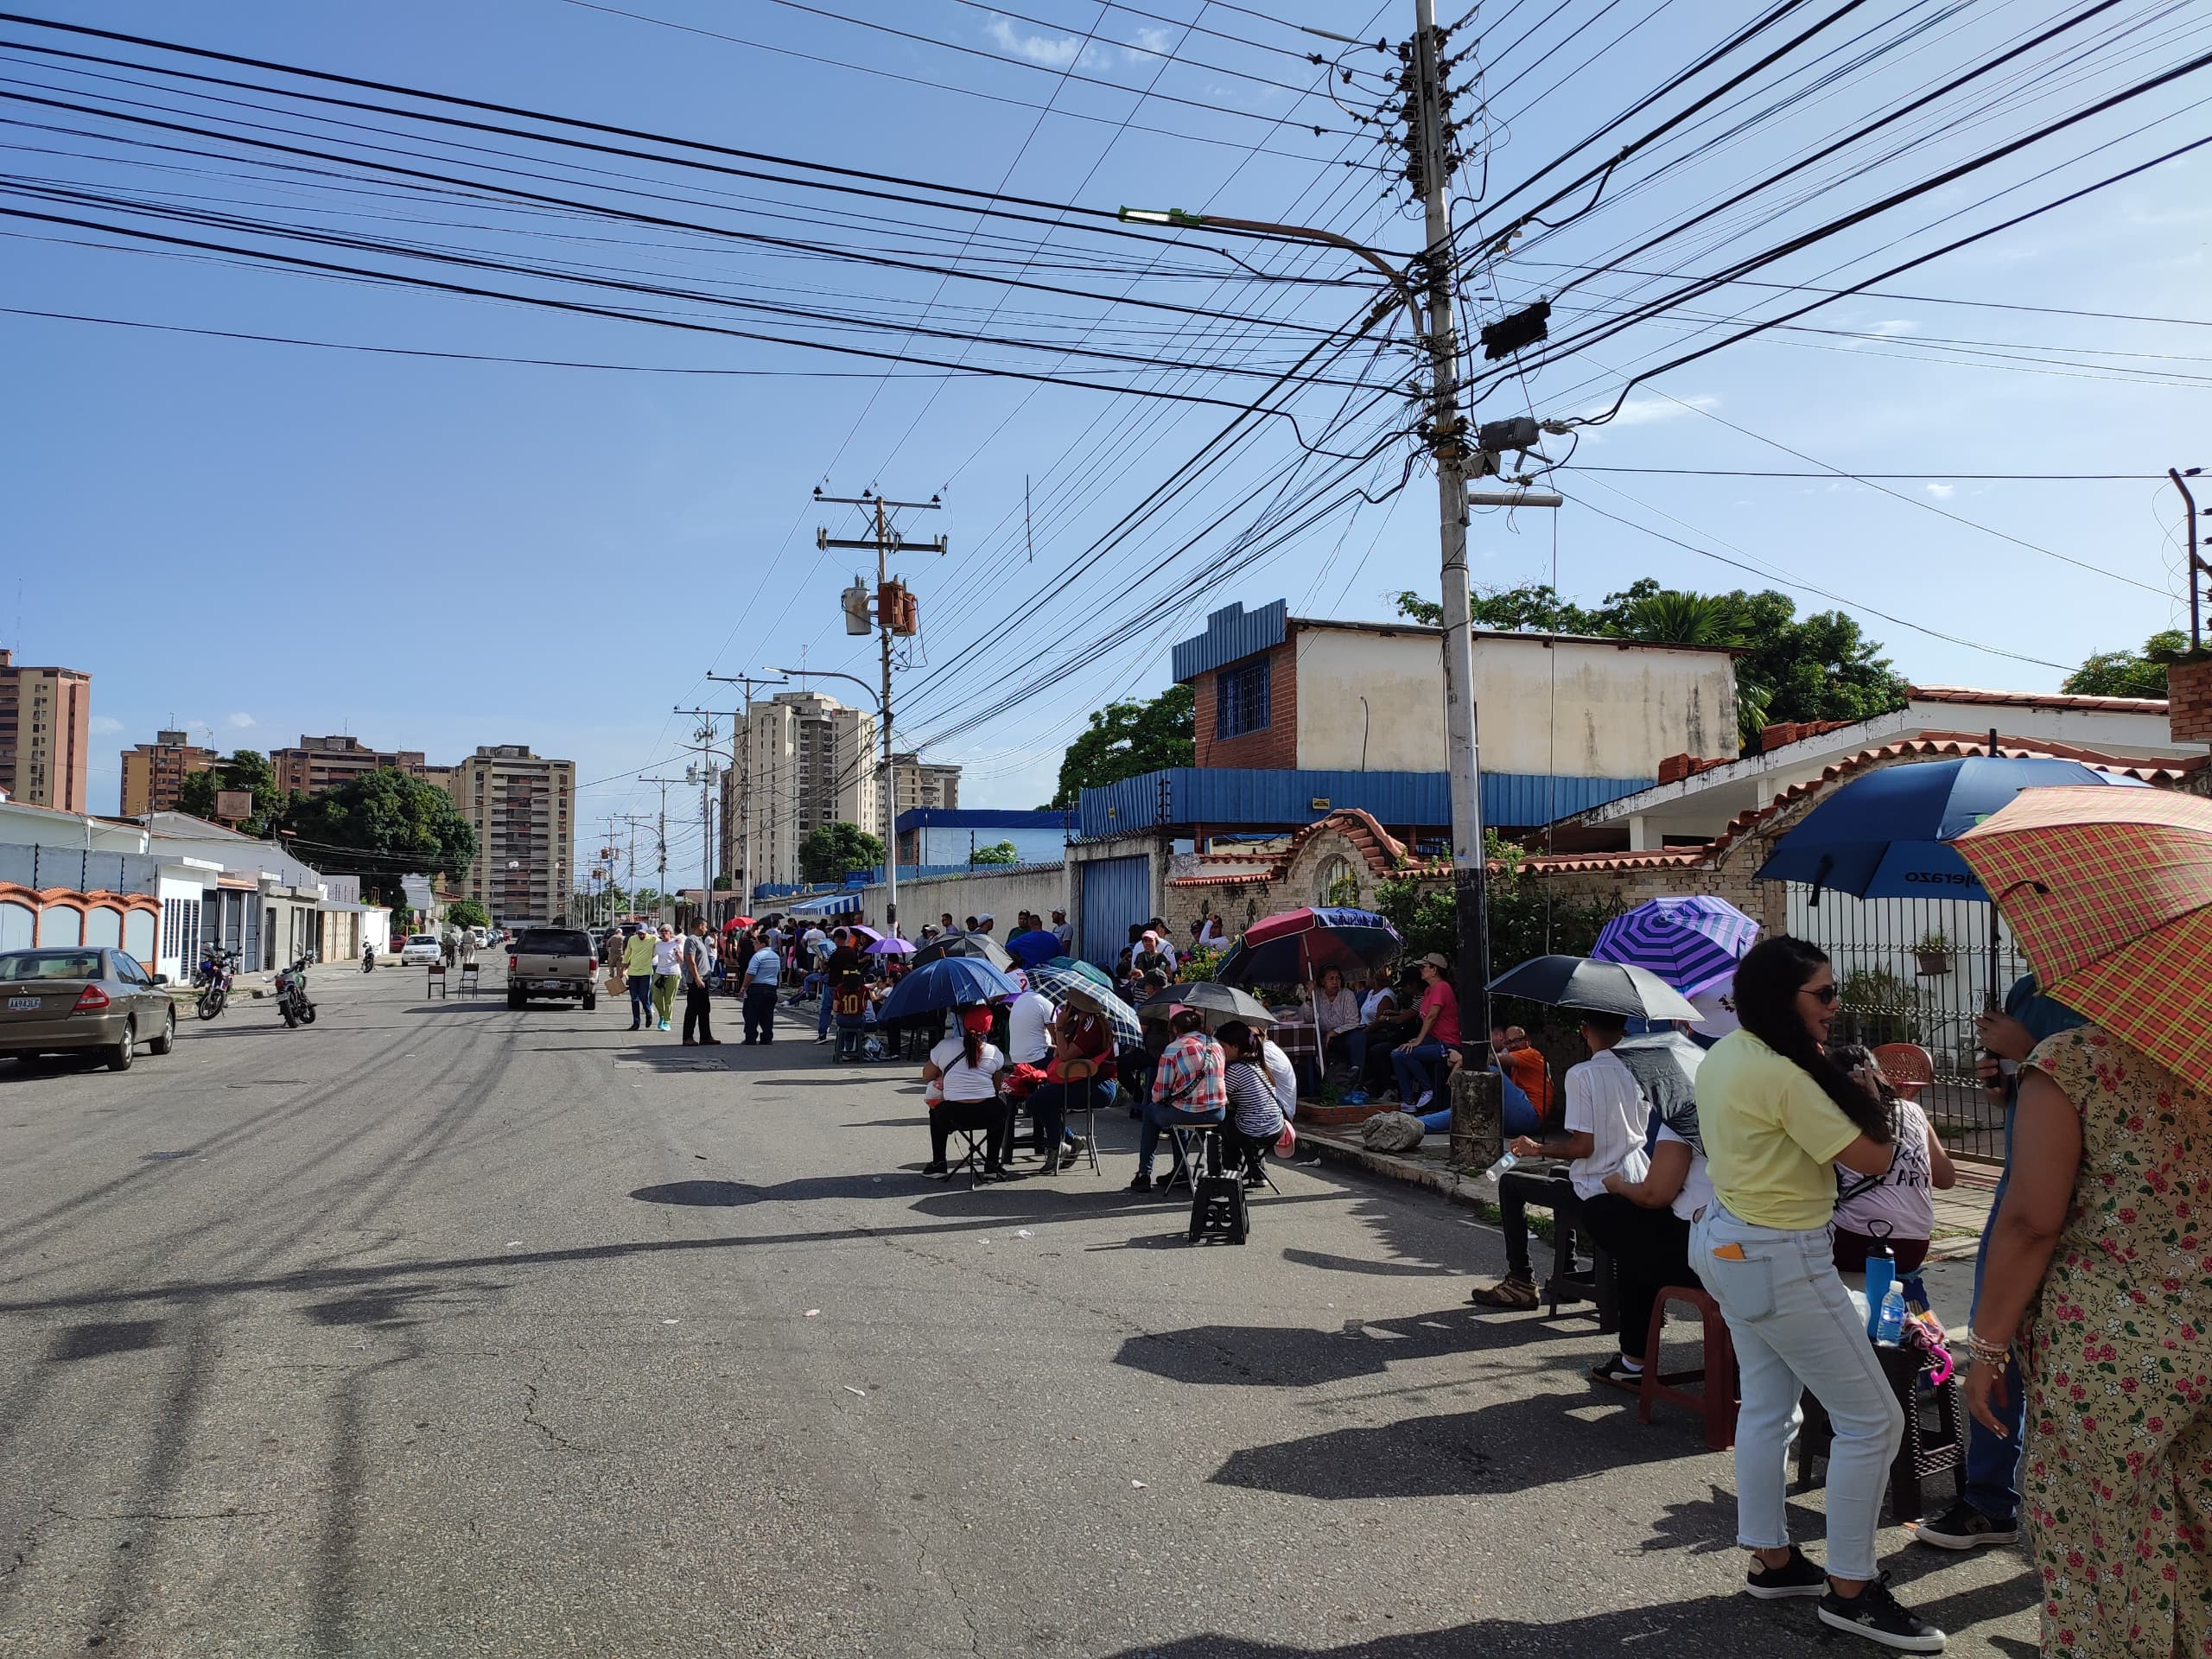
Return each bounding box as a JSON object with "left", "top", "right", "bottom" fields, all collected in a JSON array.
[
  {"left": 804, "top": 927, "right": 827, "bottom": 959},
  {"left": 744, "top": 946, "right": 782, "bottom": 987},
  {"left": 929, "top": 1036, "right": 1004, "bottom": 1103},
  {"left": 1834, "top": 1096, "right": 1937, "bottom": 1242},
  {"left": 1261, "top": 1039, "right": 1299, "bottom": 1120},
  {"left": 1655, "top": 1123, "right": 1713, "bottom": 1224},
  {"left": 1007, "top": 989, "right": 1057, "bottom": 1065},
  {"left": 1562, "top": 1047, "right": 1651, "bottom": 1201},
  {"left": 652, "top": 938, "right": 683, "bottom": 975},
  {"left": 1360, "top": 988, "right": 1394, "bottom": 1022}
]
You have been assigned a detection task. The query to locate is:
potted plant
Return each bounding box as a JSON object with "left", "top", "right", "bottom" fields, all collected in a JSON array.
[{"left": 1914, "top": 929, "right": 1952, "bottom": 977}]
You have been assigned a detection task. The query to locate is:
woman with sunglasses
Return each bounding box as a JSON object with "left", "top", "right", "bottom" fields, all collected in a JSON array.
[{"left": 1690, "top": 937, "right": 1942, "bottom": 1653}]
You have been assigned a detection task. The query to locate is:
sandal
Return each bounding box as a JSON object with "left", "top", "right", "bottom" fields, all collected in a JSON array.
[{"left": 1466, "top": 1276, "right": 1539, "bottom": 1309}]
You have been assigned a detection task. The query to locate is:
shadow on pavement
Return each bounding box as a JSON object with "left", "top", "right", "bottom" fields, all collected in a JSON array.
[
  {"left": 630, "top": 1173, "right": 918, "bottom": 1207},
  {"left": 47, "top": 1319, "right": 167, "bottom": 1361},
  {"left": 1115, "top": 1304, "right": 1556, "bottom": 1389},
  {"left": 1280, "top": 1246, "right": 1459, "bottom": 1278}
]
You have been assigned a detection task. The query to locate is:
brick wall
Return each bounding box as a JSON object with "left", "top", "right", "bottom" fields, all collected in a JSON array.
[
  {"left": 1191, "top": 640, "right": 1298, "bottom": 770},
  {"left": 2169, "top": 658, "right": 2212, "bottom": 745}
]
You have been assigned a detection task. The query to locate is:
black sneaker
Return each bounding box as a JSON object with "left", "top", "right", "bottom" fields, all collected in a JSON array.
[
  {"left": 1910, "top": 1502, "right": 2018, "bottom": 1551},
  {"left": 1816, "top": 1577, "right": 1945, "bottom": 1651},
  {"left": 1123, "top": 1173, "right": 1156, "bottom": 1195},
  {"left": 1590, "top": 1354, "right": 1645, "bottom": 1393},
  {"left": 920, "top": 1160, "right": 950, "bottom": 1179},
  {"left": 1742, "top": 1547, "right": 1826, "bottom": 1600}
]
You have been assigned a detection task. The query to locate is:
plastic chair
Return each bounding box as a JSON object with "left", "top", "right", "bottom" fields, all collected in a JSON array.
[
  {"left": 1792, "top": 1341, "right": 1967, "bottom": 1524},
  {"left": 459, "top": 962, "right": 480, "bottom": 995},
  {"left": 425, "top": 961, "right": 447, "bottom": 1000},
  {"left": 1637, "top": 1286, "right": 1739, "bottom": 1451},
  {"left": 1872, "top": 1042, "right": 1936, "bottom": 1103},
  {"left": 1059, "top": 1058, "right": 1103, "bottom": 1176}
]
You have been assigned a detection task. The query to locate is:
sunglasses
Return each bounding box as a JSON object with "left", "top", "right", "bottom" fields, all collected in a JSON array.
[{"left": 1800, "top": 983, "right": 1840, "bottom": 1005}]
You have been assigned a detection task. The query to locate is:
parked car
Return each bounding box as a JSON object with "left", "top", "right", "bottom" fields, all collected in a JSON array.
[
  {"left": 0, "top": 946, "right": 176, "bottom": 1070},
  {"left": 398, "top": 934, "right": 443, "bottom": 967},
  {"left": 507, "top": 927, "right": 596, "bottom": 1010}
]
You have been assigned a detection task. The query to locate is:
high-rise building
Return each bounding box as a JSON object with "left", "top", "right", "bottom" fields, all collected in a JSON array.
[
  {"left": 735, "top": 690, "right": 880, "bottom": 888},
  {"left": 270, "top": 734, "right": 429, "bottom": 797},
  {"left": 442, "top": 745, "right": 575, "bottom": 925},
  {"left": 121, "top": 729, "right": 219, "bottom": 817},
  {"left": 0, "top": 649, "right": 92, "bottom": 813},
  {"left": 890, "top": 753, "right": 961, "bottom": 816}
]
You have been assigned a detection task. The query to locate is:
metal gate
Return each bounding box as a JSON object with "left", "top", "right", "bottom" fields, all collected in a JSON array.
[
  {"left": 1077, "top": 855, "right": 1150, "bottom": 969},
  {"left": 1785, "top": 885, "right": 2024, "bottom": 1164}
]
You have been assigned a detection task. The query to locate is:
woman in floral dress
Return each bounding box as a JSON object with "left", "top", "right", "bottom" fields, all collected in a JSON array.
[{"left": 1963, "top": 1024, "right": 2210, "bottom": 1659}]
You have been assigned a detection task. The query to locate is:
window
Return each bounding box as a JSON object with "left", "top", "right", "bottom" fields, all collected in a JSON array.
[{"left": 1216, "top": 659, "right": 1271, "bottom": 738}]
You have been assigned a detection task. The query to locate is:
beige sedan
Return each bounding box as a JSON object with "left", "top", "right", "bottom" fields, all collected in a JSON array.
[{"left": 0, "top": 946, "right": 177, "bottom": 1071}]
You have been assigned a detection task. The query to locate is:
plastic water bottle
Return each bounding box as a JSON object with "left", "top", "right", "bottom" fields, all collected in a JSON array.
[
  {"left": 1484, "top": 1149, "right": 1518, "bottom": 1184},
  {"left": 1874, "top": 1283, "right": 1907, "bottom": 1346}
]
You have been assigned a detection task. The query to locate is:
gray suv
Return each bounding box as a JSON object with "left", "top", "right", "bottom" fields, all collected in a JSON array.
[{"left": 0, "top": 946, "right": 177, "bottom": 1070}]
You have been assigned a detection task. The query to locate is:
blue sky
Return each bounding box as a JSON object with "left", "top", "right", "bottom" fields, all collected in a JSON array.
[{"left": 5, "top": 0, "right": 2207, "bottom": 874}]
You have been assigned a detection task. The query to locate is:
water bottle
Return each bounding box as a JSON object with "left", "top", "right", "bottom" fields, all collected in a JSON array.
[
  {"left": 1862, "top": 1235, "right": 1897, "bottom": 1341},
  {"left": 1484, "top": 1148, "right": 1518, "bottom": 1184},
  {"left": 1874, "top": 1283, "right": 1907, "bottom": 1346}
]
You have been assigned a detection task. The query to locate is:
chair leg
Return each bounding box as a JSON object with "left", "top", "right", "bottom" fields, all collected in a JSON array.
[
  {"left": 1702, "top": 1311, "right": 1738, "bottom": 1452},
  {"left": 1637, "top": 1297, "right": 1669, "bottom": 1425},
  {"left": 1548, "top": 1213, "right": 1574, "bottom": 1319}
]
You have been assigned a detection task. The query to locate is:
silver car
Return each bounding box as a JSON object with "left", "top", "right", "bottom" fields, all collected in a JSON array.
[{"left": 0, "top": 946, "right": 177, "bottom": 1071}]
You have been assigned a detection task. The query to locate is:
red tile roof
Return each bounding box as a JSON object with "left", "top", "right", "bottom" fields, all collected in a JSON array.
[{"left": 1910, "top": 683, "right": 2168, "bottom": 715}]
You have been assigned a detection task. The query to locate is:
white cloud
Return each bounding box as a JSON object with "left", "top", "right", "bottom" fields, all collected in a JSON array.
[
  {"left": 226, "top": 711, "right": 257, "bottom": 728},
  {"left": 1595, "top": 394, "right": 1718, "bottom": 427},
  {"left": 1123, "top": 24, "right": 1174, "bottom": 61},
  {"left": 1867, "top": 320, "right": 1918, "bottom": 337},
  {"left": 89, "top": 715, "right": 123, "bottom": 735},
  {"left": 1924, "top": 483, "right": 1955, "bottom": 499},
  {"left": 985, "top": 16, "right": 1080, "bottom": 67}
]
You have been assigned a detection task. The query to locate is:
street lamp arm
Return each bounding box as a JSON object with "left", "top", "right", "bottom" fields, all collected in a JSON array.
[
  {"left": 767, "top": 666, "right": 882, "bottom": 712},
  {"left": 1117, "top": 207, "right": 1421, "bottom": 331}
]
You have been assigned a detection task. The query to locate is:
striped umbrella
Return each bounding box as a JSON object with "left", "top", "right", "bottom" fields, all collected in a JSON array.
[
  {"left": 1954, "top": 785, "right": 2212, "bottom": 1093},
  {"left": 1026, "top": 956, "right": 1116, "bottom": 1004},
  {"left": 1051, "top": 982, "right": 1145, "bottom": 1049},
  {"left": 1591, "top": 896, "right": 1759, "bottom": 1001}
]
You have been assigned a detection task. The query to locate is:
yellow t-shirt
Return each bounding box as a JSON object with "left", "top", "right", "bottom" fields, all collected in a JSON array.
[
  {"left": 623, "top": 933, "right": 656, "bottom": 976},
  {"left": 1694, "top": 1029, "right": 1862, "bottom": 1230}
]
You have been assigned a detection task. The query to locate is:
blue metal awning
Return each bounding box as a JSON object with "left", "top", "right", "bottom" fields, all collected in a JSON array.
[
  {"left": 785, "top": 893, "right": 862, "bottom": 917},
  {"left": 1077, "top": 766, "right": 1654, "bottom": 838}
]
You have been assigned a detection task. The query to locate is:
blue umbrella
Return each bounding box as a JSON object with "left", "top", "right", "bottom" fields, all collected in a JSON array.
[
  {"left": 1756, "top": 754, "right": 2148, "bottom": 900},
  {"left": 1007, "top": 929, "right": 1060, "bottom": 967},
  {"left": 877, "top": 956, "right": 1022, "bottom": 1022},
  {"left": 1592, "top": 896, "right": 1758, "bottom": 1000}
]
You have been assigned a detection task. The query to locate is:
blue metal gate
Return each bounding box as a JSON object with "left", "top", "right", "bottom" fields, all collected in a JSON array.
[{"left": 1077, "top": 854, "right": 1151, "bottom": 969}]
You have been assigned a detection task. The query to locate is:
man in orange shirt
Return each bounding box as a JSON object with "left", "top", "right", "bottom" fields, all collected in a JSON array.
[{"left": 1494, "top": 1024, "right": 1553, "bottom": 1122}]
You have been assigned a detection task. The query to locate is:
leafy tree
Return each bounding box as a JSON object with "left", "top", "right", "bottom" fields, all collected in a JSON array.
[
  {"left": 2062, "top": 629, "right": 2188, "bottom": 698},
  {"left": 968, "top": 840, "right": 1019, "bottom": 867},
  {"left": 176, "top": 749, "right": 295, "bottom": 836},
  {"left": 797, "top": 821, "right": 884, "bottom": 884},
  {"left": 712, "top": 873, "right": 734, "bottom": 891},
  {"left": 447, "top": 899, "right": 491, "bottom": 932},
  {"left": 1050, "top": 683, "right": 1194, "bottom": 808},
  {"left": 282, "top": 768, "right": 478, "bottom": 906}
]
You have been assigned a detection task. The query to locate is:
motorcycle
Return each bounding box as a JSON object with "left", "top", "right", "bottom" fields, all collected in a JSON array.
[
  {"left": 361, "top": 943, "right": 377, "bottom": 973},
  {"left": 276, "top": 957, "right": 317, "bottom": 1028},
  {"left": 192, "top": 947, "right": 235, "bottom": 1021}
]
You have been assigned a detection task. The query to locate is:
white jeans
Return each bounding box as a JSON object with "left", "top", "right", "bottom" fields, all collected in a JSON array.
[{"left": 1690, "top": 1200, "right": 1904, "bottom": 1581}]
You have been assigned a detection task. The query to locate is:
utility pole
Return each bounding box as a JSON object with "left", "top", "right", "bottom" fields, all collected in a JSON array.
[
  {"left": 707, "top": 671, "right": 785, "bottom": 908},
  {"left": 672, "top": 709, "right": 729, "bottom": 931},
  {"left": 2173, "top": 467, "right": 2206, "bottom": 651},
  {"left": 813, "top": 488, "right": 946, "bottom": 934},
  {"left": 612, "top": 812, "right": 652, "bottom": 923},
  {"left": 640, "top": 777, "right": 681, "bottom": 925}
]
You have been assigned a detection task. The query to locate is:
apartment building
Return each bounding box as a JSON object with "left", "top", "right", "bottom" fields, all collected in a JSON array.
[
  {"left": 735, "top": 690, "right": 879, "bottom": 888},
  {"left": 891, "top": 753, "right": 961, "bottom": 816},
  {"left": 442, "top": 745, "right": 575, "bottom": 925},
  {"left": 120, "top": 729, "right": 219, "bottom": 817},
  {"left": 0, "top": 649, "right": 92, "bottom": 813},
  {"left": 270, "top": 734, "right": 429, "bottom": 797}
]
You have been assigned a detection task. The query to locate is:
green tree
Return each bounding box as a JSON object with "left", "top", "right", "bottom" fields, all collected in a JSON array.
[
  {"left": 968, "top": 840, "right": 1018, "bottom": 867},
  {"left": 176, "top": 749, "right": 294, "bottom": 836},
  {"left": 1050, "top": 683, "right": 1194, "bottom": 808},
  {"left": 797, "top": 822, "right": 885, "bottom": 884},
  {"left": 2062, "top": 629, "right": 2187, "bottom": 698},
  {"left": 447, "top": 899, "right": 491, "bottom": 932},
  {"left": 282, "top": 768, "right": 478, "bottom": 906}
]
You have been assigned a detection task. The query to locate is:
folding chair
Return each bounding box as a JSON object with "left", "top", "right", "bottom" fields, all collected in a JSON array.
[
  {"left": 941, "top": 1091, "right": 1011, "bottom": 1190},
  {"left": 1058, "top": 1058, "right": 1104, "bottom": 1176}
]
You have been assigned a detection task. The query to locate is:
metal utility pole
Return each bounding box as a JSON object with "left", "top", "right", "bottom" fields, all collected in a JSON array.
[
  {"left": 640, "top": 777, "right": 682, "bottom": 925},
  {"left": 707, "top": 671, "right": 785, "bottom": 906},
  {"left": 612, "top": 812, "right": 653, "bottom": 922},
  {"left": 672, "top": 708, "right": 732, "bottom": 930},
  {"left": 2173, "top": 467, "right": 2205, "bottom": 651},
  {"left": 812, "top": 490, "right": 946, "bottom": 933}
]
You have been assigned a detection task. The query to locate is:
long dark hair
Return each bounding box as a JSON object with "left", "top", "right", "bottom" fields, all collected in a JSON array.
[
  {"left": 1732, "top": 937, "right": 1891, "bottom": 1143},
  {"left": 957, "top": 1002, "right": 985, "bottom": 1070}
]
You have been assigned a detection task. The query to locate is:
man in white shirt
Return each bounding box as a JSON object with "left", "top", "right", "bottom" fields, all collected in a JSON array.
[
  {"left": 1051, "top": 908, "right": 1071, "bottom": 951},
  {"left": 740, "top": 931, "right": 785, "bottom": 1045},
  {"left": 1006, "top": 981, "right": 1057, "bottom": 1068},
  {"left": 1468, "top": 1010, "right": 1650, "bottom": 1313}
]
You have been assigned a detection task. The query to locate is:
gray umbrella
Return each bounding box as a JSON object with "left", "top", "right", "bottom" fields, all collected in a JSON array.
[
  {"left": 1135, "top": 980, "right": 1277, "bottom": 1026},
  {"left": 1488, "top": 954, "right": 1701, "bottom": 1021},
  {"left": 910, "top": 930, "right": 1014, "bottom": 971}
]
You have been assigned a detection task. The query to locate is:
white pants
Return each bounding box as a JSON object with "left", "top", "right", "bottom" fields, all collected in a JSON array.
[{"left": 1690, "top": 1200, "right": 1904, "bottom": 1580}]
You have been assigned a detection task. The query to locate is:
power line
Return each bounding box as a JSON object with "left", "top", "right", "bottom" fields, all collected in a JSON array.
[{"left": 1571, "top": 465, "right": 2171, "bottom": 480}]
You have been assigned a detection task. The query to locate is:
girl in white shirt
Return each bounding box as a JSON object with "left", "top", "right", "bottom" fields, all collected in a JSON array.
[{"left": 921, "top": 1004, "right": 1012, "bottom": 1180}]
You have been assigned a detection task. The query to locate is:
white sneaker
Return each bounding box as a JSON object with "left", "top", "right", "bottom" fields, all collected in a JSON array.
[
  {"left": 658, "top": 1020, "right": 671, "bottom": 1032},
  {"left": 1414, "top": 1090, "right": 1433, "bottom": 1110}
]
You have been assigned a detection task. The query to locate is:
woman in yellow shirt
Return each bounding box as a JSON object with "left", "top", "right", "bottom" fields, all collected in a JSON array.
[{"left": 1691, "top": 938, "right": 1942, "bottom": 1653}]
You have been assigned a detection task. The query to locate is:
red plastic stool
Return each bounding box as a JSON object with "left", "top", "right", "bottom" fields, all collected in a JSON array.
[{"left": 1638, "top": 1285, "right": 1738, "bottom": 1451}]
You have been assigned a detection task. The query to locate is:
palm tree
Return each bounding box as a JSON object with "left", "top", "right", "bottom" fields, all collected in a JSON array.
[{"left": 1616, "top": 589, "right": 1750, "bottom": 649}]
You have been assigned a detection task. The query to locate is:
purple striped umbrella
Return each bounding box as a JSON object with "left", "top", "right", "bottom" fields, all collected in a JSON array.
[{"left": 1590, "top": 897, "right": 1758, "bottom": 1000}]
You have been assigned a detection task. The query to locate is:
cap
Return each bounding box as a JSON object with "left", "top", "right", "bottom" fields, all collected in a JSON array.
[
  {"left": 1421, "top": 951, "right": 1451, "bottom": 970},
  {"left": 980, "top": 912, "right": 995, "bottom": 923}
]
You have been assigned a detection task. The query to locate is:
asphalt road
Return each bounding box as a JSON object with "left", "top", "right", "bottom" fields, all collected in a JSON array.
[{"left": 0, "top": 967, "right": 2039, "bottom": 1658}]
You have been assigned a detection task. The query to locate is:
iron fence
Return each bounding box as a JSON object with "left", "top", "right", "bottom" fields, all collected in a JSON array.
[{"left": 1784, "top": 885, "right": 2019, "bottom": 1164}]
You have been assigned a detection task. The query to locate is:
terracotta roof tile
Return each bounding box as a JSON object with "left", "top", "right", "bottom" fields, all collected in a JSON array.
[{"left": 1910, "top": 683, "right": 2169, "bottom": 715}]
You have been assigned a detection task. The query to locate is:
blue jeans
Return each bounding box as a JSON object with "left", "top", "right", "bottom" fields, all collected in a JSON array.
[
  {"left": 817, "top": 985, "right": 834, "bottom": 1038},
  {"left": 1692, "top": 1201, "right": 1904, "bottom": 1581},
  {"left": 1135, "top": 1099, "right": 1224, "bottom": 1178},
  {"left": 1965, "top": 1109, "right": 2024, "bottom": 1523},
  {"left": 628, "top": 973, "right": 653, "bottom": 1027},
  {"left": 1421, "top": 1080, "right": 1537, "bottom": 1138},
  {"left": 1391, "top": 1041, "right": 1449, "bottom": 1103}
]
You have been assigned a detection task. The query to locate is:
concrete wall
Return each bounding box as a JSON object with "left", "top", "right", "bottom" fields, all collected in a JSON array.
[
  {"left": 1289, "top": 626, "right": 1738, "bottom": 778},
  {"left": 849, "top": 861, "right": 1068, "bottom": 935}
]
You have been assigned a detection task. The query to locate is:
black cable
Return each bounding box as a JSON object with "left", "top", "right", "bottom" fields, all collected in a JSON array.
[{"left": 1573, "top": 466, "right": 2172, "bottom": 480}]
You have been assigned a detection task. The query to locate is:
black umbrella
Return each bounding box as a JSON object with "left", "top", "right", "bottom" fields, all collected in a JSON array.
[
  {"left": 1135, "top": 980, "right": 1276, "bottom": 1026},
  {"left": 911, "top": 930, "right": 1014, "bottom": 971},
  {"left": 1488, "top": 954, "right": 1701, "bottom": 1021}
]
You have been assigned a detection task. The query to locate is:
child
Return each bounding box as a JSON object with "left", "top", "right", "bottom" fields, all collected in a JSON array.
[{"left": 1826, "top": 1043, "right": 1956, "bottom": 1273}]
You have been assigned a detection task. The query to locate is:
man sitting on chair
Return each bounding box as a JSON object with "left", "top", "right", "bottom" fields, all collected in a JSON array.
[{"left": 1127, "top": 1007, "right": 1224, "bottom": 1194}]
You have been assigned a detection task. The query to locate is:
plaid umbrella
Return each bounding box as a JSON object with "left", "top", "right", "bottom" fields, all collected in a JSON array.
[
  {"left": 1955, "top": 785, "right": 2212, "bottom": 1093},
  {"left": 1026, "top": 956, "right": 1115, "bottom": 1004},
  {"left": 1053, "top": 982, "right": 1145, "bottom": 1048},
  {"left": 1591, "top": 896, "right": 1758, "bottom": 1000}
]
